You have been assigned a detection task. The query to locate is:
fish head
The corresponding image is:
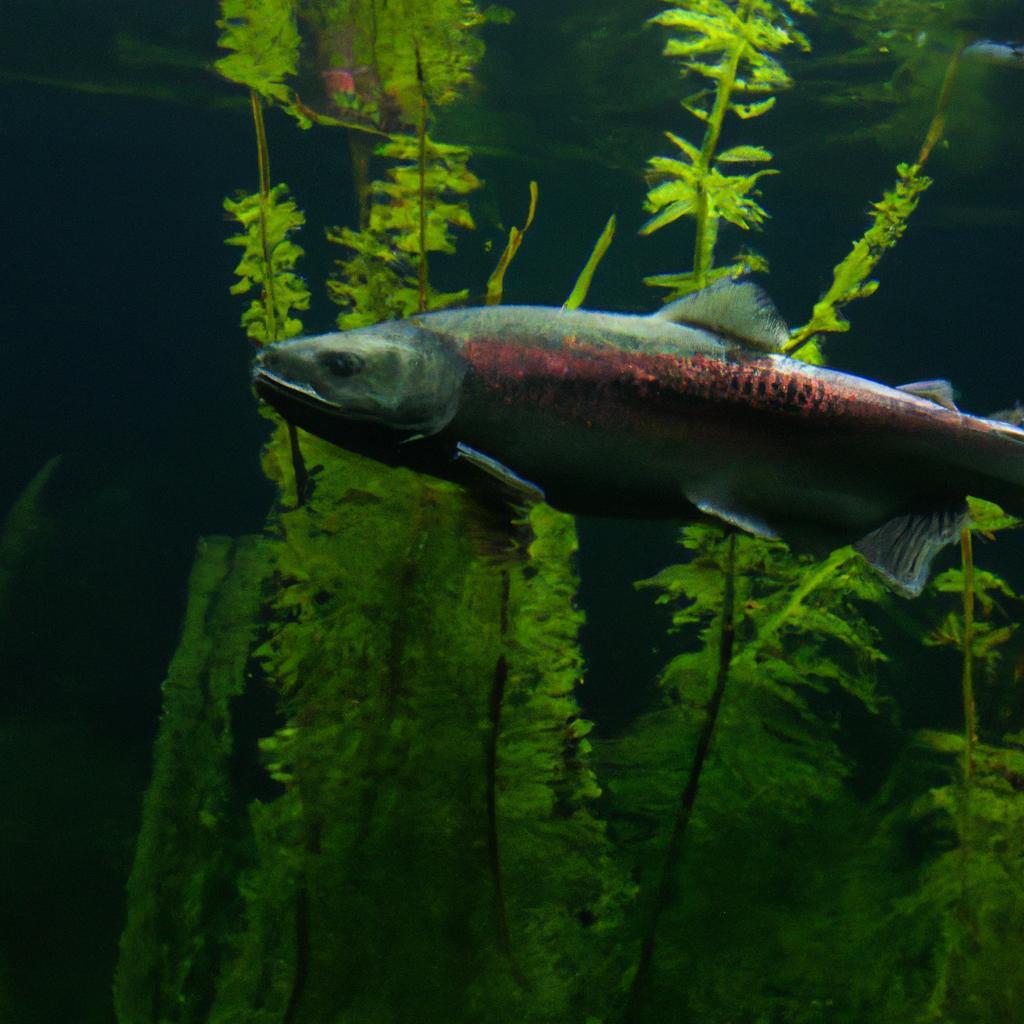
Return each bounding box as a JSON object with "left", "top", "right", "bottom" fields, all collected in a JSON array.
[{"left": 252, "top": 320, "right": 465, "bottom": 457}]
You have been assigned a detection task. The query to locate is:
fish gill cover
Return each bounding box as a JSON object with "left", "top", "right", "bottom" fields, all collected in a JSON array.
[{"left": 112, "top": 1, "right": 1024, "bottom": 1023}]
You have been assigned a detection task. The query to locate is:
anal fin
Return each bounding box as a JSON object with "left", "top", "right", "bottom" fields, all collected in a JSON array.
[
  {"left": 853, "top": 501, "right": 968, "bottom": 598},
  {"left": 455, "top": 443, "right": 546, "bottom": 504}
]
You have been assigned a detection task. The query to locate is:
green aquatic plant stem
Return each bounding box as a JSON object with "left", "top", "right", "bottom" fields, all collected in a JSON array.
[
  {"left": 249, "top": 87, "right": 308, "bottom": 504},
  {"left": 625, "top": 531, "right": 738, "bottom": 1022},
  {"left": 917, "top": 37, "right": 965, "bottom": 167},
  {"left": 415, "top": 45, "right": 429, "bottom": 313},
  {"left": 960, "top": 529, "right": 976, "bottom": 780},
  {"left": 250, "top": 90, "right": 280, "bottom": 344},
  {"left": 958, "top": 527, "right": 976, "bottom": 924},
  {"left": 692, "top": 0, "right": 754, "bottom": 287},
  {"left": 485, "top": 568, "right": 523, "bottom": 986},
  {"left": 564, "top": 214, "right": 616, "bottom": 311},
  {"left": 485, "top": 182, "right": 538, "bottom": 305}
]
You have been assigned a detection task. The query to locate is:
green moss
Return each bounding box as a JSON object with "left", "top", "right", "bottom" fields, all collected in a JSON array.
[{"left": 114, "top": 535, "right": 277, "bottom": 1024}]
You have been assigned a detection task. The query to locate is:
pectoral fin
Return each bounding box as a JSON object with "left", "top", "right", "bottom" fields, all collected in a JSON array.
[
  {"left": 686, "top": 494, "right": 780, "bottom": 540},
  {"left": 455, "top": 443, "right": 546, "bottom": 504},
  {"left": 853, "top": 502, "right": 968, "bottom": 598}
]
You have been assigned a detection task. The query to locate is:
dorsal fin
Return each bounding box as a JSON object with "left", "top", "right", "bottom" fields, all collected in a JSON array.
[
  {"left": 988, "top": 402, "right": 1024, "bottom": 426},
  {"left": 652, "top": 280, "right": 788, "bottom": 352},
  {"left": 896, "top": 379, "right": 959, "bottom": 411}
]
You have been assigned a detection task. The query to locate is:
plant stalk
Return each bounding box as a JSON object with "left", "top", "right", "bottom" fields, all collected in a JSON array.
[
  {"left": 250, "top": 88, "right": 307, "bottom": 506},
  {"left": 624, "top": 531, "right": 738, "bottom": 1022},
  {"left": 249, "top": 90, "right": 279, "bottom": 344},
  {"left": 958, "top": 527, "right": 976, "bottom": 922},
  {"left": 415, "top": 44, "right": 429, "bottom": 313}
]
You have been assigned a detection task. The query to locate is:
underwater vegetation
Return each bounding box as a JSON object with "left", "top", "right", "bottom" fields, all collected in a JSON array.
[{"left": 113, "top": 1, "right": 1024, "bottom": 1023}]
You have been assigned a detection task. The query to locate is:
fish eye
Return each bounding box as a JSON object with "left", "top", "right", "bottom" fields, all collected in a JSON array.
[{"left": 319, "top": 351, "right": 365, "bottom": 378}]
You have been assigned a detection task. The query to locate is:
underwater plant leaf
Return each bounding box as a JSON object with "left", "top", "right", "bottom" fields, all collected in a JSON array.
[
  {"left": 643, "top": 253, "right": 767, "bottom": 297},
  {"left": 730, "top": 95, "right": 777, "bottom": 118},
  {"left": 715, "top": 144, "right": 773, "bottom": 162},
  {"left": 0, "top": 456, "right": 62, "bottom": 623},
  {"left": 564, "top": 213, "right": 616, "bottom": 311},
  {"left": 639, "top": 196, "right": 697, "bottom": 236},
  {"left": 113, "top": 535, "right": 278, "bottom": 1022},
  {"left": 966, "top": 497, "right": 1021, "bottom": 536},
  {"left": 485, "top": 180, "right": 538, "bottom": 306}
]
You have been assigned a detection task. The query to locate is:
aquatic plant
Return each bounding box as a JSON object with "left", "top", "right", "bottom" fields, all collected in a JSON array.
[
  {"left": 608, "top": 527, "right": 886, "bottom": 1017},
  {"left": 215, "top": 0, "right": 307, "bottom": 122},
  {"left": 485, "top": 181, "right": 538, "bottom": 306},
  {"left": 785, "top": 46, "right": 963, "bottom": 357},
  {"left": 564, "top": 214, "right": 617, "bottom": 311},
  {"left": 327, "top": 135, "right": 480, "bottom": 326},
  {"left": 225, "top": 184, "right": 310, "bottom": 345},
  {"left": 117, "top": 2, "right": 639, "bottom": 1019},
  {"left": 640, "top": 0, "right": 811, "bottom": 297},
  {"left": 299, "top": 0, "right": 493, "bottom": 130},
  {"left": 114, "top": 535, "right": 277, "bottom": 1024}
]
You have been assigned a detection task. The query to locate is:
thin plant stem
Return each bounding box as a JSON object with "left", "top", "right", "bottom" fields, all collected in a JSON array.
[
  {"left": 249, "top": 89, "right": 307, "bottom": 505},
  {"left": 624, "top": 532, "right": 738, "bottom": 1022},
  {"left": 249, "top": 90, "right": 279, "bottom": 344},
  {"left": 917, "top": 40, "right": 966, "bottom": 168},
  {"left": 415, "top": 44, "right": 428, "bottom": 313},
  {"left": 959, "top": 527, "right": 976, "bottom": 922}
]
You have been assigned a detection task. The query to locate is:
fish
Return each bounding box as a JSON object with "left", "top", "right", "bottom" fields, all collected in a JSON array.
[
  {"left": 252, "top": 281, "right": 1024, "bottom": 597},
  {"left": 963, "top": 38, "right": 1024, "bottom": 65}
]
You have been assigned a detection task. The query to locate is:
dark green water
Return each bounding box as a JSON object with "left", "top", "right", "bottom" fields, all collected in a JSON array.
[{"left": 3, "top": 2, "right": 1024, "bottom": 1022}]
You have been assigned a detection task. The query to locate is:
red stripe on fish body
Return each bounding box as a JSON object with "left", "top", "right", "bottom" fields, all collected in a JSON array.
[{"left": 459, "top": 334, "right": 854, "bottom": 430}]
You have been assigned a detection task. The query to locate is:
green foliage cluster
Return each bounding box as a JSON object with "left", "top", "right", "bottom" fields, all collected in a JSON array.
[
  {"left": 224, "top": 184, "right": 311, "bottom": 343},
  {"left": 598, "top": 529, "right": 884, "bottom": 1019},
  {"left": 622, "top": 530, "right": 884, "bottom": 840},
  {"left": 641, "top": 0, "right": 811, "bottom": 297},
  {"left": 216, "top": 0, "right": 310, "bottom": 126},
  {"left": 327, "top": 135, "right": 480, "bottom": 326}
]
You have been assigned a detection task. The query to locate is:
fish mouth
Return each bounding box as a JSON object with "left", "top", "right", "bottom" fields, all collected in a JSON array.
[
  {"left": 252, "top": 367, "right": 341, "bottom": 416},
  {"left": 252, "top": 365, "right": 437, "bottom": 470}
]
